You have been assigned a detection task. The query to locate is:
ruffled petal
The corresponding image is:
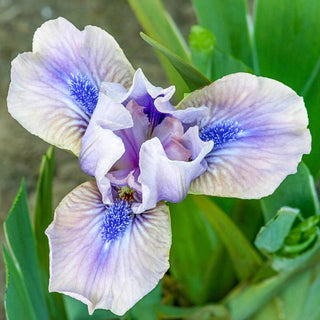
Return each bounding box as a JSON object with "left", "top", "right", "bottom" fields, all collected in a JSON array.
[
  {"left": 8, "top": 52, "right": 89, "bottom": 155},
  {"left": 180, "top": 73, "right": 311, "bottom": 198},
  {"left": 135, "top": 135, "right": 212, "bottom": 213},
  {"left": 33, "top": 17, "right": 134, "bottom": 88},
  {"left": 46, "top": 181, "right": 171, "bottom": 316},
  {"left": 8, "top": 17, "right": 134, "bottom": 155},
  {"left": 80, "top": 93, "right": 133, "bottom": 203}
]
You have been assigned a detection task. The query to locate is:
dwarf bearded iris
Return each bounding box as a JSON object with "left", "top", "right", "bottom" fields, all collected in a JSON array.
[{"left": 7, "top": 17, "right": 311, "bottom": 317}]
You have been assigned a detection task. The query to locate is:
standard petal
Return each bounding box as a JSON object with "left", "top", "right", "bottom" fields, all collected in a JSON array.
[
  {"left": 46, "top": 181, "right": 171, "bottom": 316},
  {"left": 180, "top": 73, "right": 311, "bottom": 198},
  {"left": 80, "top": 94, "right": 133, "bottom": 203},
  {"left": 135, "top": 136, "right": 212, "bottom": 213},
  {"left": 8, "top": 17, "right": 134, "bottom": 155}
]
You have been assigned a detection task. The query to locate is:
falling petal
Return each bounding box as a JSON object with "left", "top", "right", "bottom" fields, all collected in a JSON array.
[
  {"left": 46, "top": 181, "right": 171, "bottom": 316},
  {"left": 180, "top": 73, "right": 311, "bottom": 198},
  {"left": 8, "top": 17, "right": 134, "bottom": 155}
]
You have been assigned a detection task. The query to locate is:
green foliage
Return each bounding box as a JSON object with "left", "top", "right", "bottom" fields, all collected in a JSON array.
[
  {"left": 169, "top": 196, "right": 236, "bottom": 304},
  {"left": 141, "top": 33, "right": 211, "bottom": 91},
  {"left": 193, "top": 196, "right": 263, "bottom": 281},
  {"left": 64, "top": 282, "right": 161, "bottom": 320},
  {"left": 255, "top": 207, "right": 300, "bottom": 254},
  {"left": 189, "top": 25, "right": 215, "bottom": 78},
  {"left": 188, "top": 25, "right": 251, "bottom": 81},
  {"left": 261, "top": 162, "right": 319, "bottom": 221},
  {"left": 3, "top": 245, "right": 37, "bottom": 320},
  {"left": 191, "top": 0, "right": 252, "bottom": 67},
  {"left": 3, "top": 181, "right": 50, "bottom": 320},
  {"left": 254, "top": 0, "right": 320, "bottom": 176},
  {"left": 128, "top": 0, "right": 190, "bottom": 99}
]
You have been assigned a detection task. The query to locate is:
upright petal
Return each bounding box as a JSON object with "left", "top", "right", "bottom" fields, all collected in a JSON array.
[
  {"left": 80, "top": 93, "right": 133, "bottom": 203},
  {"left": 180, "top": 73, "right": 311, "bottom": 198},
  {"left": 135, "top": 136, "right": 212, "bottom": 213},
  {"left": 8, "top": 17, "right": 134, "bottom": 155},
  {"left": 46, "top": 181, "right": 171, "bottom": 316}
]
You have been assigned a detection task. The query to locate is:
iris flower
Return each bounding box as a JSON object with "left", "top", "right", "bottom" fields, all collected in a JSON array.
[{"left": 7, "top": 17, "right": 311, "bottom": 316}]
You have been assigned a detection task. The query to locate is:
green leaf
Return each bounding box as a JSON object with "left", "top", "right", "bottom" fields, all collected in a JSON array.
[
  {"left": 156, "top": 305, "right": 231, "bottom": 320},
  {"left": 63, "top": 296, "right": 124, "bottom": 320},
  {"left": 156, "top": 305, "right": 200, "bottom": 319},
  {"left": 254, "top": 0, "right": 320, "bottom": 93},
  {"left": 192, "top": 195, "right": 263, "bottom": 281},
  {"left": 250, "top": 246, "right": 320, "bottom": 320},
  {"left": 169, "top": 195, "right": 236, "bottom": 304},
  {"left": 4, "top": 181, "right": 50, "bottom": 319},
  {"left": 210, "top": 48, "right": 251, "bottom": 81},
  {"left": 189, "top": 25, "right": 216, "bottom": 78},
  {"left": 128, "top": 0, "right": 189, "bottom": 60},
  {"left": 64, "top": 283, "right": 161, "bottom": 320},
  {"left": 254, "top": 0, "right": 320, "bottom": 176},
  {"left": 188, "top": 25, "right": 251, "bottom": 81},
  {"left": 302, "top": 71, "right": 320, "bottom": 177},
  {"left": 130, "top": 282, "right": 161, "bottom": 320},
  {"left": 192, "top": 0, "right": 252, "bottom": 67},
  {"left": 34, "top": 147, "right": 67, "bottom": 320},
  {"left": 260, "top": 162, "right": 319, "bottom": 221},
  {"left": 250, "top": 269, "right": 320, "bottom": 320},
  {"left": 141, "top": 32, "right": 211, "bottom": 91},
  {"left": 128, "top": 0, "right": 190, "bottom": 99},
  {"left": 254, "top": 207, "right": 300, "bottom": 254},
  {"left": 3, "top": 245, "right": 37, "bottom": 320},
  {"left": 34, "top": 146, "right": 54, "bottom": 273},
  {"left": 224, "top": 245, "right": 320, "bottom": 320}
]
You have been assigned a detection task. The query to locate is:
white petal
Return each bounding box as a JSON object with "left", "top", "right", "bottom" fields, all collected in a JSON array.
[
  {"left": 80, "top": 94, "right": 133, "bottom": 203},
  {"left": 180, "top": 73, "right": 311, "bottom": 198},
  {"left": 135, "top": 136, "right": 211, "bottom": 213},
  {"left": 46, "top": 181, "right": 171, "bottom": 316},
  {"left": 33, "top": 17, "right": 134, "bottom": 88},
  {"left": 8, "top": 52, "right": 89, "bottom": 155},
  {"left": 8, "top": 17, "right": 134, "bottom": 155}
]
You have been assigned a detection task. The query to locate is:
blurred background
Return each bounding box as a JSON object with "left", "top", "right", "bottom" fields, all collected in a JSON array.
[{"left": 0, "top": 0, "right": 195, "bottom": 318}]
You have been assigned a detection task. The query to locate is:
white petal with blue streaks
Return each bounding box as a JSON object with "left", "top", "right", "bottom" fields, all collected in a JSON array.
[{"left": 46, "top": 181, "right": 171, "bottom": 316}]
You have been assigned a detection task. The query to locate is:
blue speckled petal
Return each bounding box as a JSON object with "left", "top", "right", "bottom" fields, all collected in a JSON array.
[
  {"left": 180, "top": 73, "right": 311, "bottom": 198},
  {"left": 8, "top": 17, "right": 134, "bottom": 155},
  {"left": 46, "top": 181, "right": 171, "bottom": 316}
]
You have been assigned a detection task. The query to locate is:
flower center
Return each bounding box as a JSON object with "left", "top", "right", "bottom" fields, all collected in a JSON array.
[
  {"left": 101, "top": 199, "right": 133, "bottom": 242},
  {"left": 199, "top": 120, "right": 242, "bottom": 148},
  {"left": 68, "top": 73, "right": 98, "bottom": 116},
  {"left": 134, "top": 94, "right": 168, "bottom": 128}
]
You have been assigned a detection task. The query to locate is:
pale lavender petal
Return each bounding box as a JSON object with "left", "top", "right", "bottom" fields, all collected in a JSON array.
[
  {"left": 180, "top": 73, "right": 311, "bottom": 198},
  {"left": 8, "top": 17, "right": 134, "bottom": 155},
  {"left": 46, "top": 181, "right": 171, "bottom": 316},
  {"left": 8, "top": 52, "right": 89, "bottom": 155},
  {"left": 152, "top": 116, "right": 192, "bottom": 161},
  {"left": 80, "top": 94, "right": 133, "bottom": 203},
  {"left": 135, "top": 136, "right": 212, "bottom": 213},
  {"left": 126, "top": 69, "right": 175, "bottom": 107},
  {"left": 113, "top": 100, "right": 149, "bottom": 170},
  {"left": 33, "top": 17, "right": 134, "bottom": 88}
]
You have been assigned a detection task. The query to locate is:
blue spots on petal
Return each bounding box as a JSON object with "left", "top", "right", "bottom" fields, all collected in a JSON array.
[
  {"left": 68, "top": 73, "right": 98, "bottom": 116},
  {"left": 199, "top": 120, "right": 242, "bottom": 148},
  {"left": 101, "top": 199, "right": 133, "bottom": 243}
]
